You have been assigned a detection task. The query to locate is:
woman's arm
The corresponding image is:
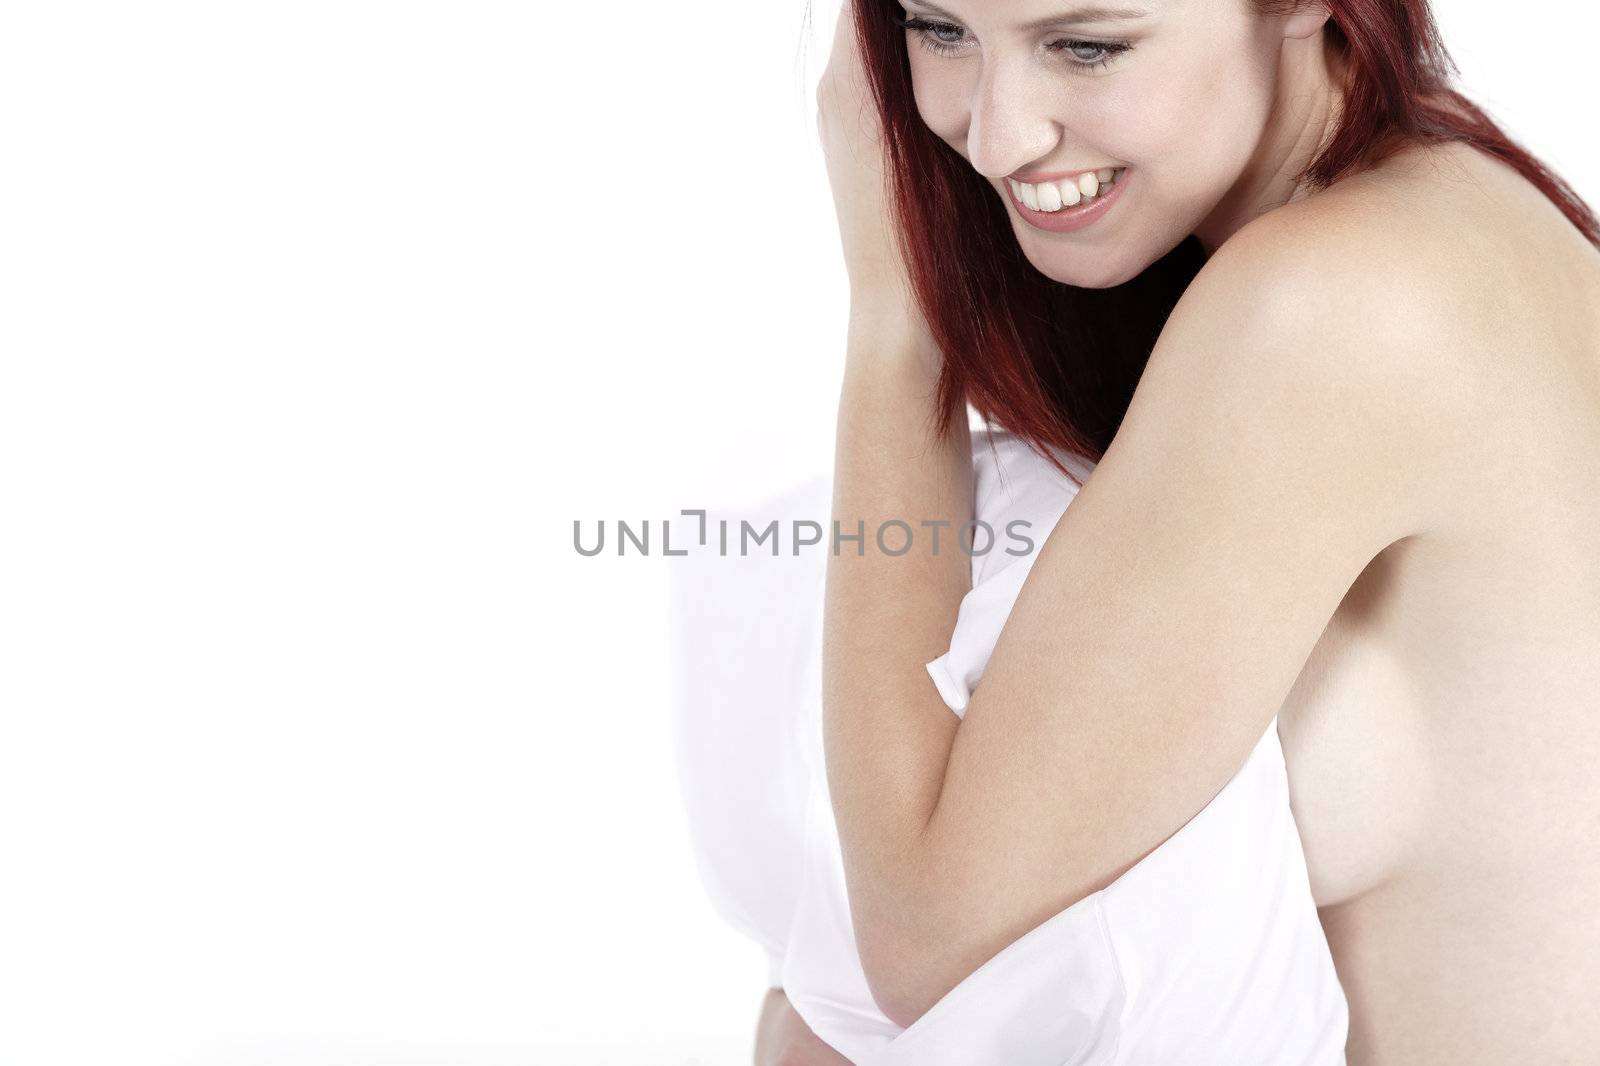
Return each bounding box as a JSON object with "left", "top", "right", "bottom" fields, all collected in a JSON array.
[
  {"left": 823, "top": 213, "right": 1452, "bottom": 1027},
  {"left": 813, "top": 4, "right": 979, "bottom": 1018},
  {"left": 753, "top": 987, "right": 853, "bottom": 1066},
  {"left": 815, "top": 0, "right": 1451, "bottom": 1035},
  {"left": 820, "top": 310, "right": 973, "bottom": 1015}
]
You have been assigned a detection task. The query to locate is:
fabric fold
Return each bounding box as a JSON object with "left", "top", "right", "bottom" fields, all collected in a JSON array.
[{"left": 676, "top": 426, "right": 1348, "bottom": 1065}]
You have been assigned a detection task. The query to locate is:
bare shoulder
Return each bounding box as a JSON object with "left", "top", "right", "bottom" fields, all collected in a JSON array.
[
  {"left": 1152, "top": 150, "right": 1472, "bottom": 417},
  {"left": 1158, "top": 137, "right": 1600, "bottom": 535},
  {"left": 1201, "top": 141, "right": 1600, "bottom": 351},
  {"left": 1142, "top": 147, "right": 1521, "bottom": 534},
  {"left": 1167, "top": 135, "right": 1600, "bottom": 398},
  {"left": 1193, "top": 146, "right": 1497, "bottom": 346}
]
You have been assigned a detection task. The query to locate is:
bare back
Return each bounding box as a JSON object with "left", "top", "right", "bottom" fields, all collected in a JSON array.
[{"left": 1272, "top": 140, "right": 1600, "bottom": 1063}]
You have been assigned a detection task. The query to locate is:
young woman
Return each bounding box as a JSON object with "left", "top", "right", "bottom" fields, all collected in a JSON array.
[{"left": 761, "top": 0, "right": 1600, "bottom": 1062}]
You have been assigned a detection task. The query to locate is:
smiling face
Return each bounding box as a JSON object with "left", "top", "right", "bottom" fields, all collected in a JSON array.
[{"left": 897, "top": 0, "right": 1317, "bottom": 287}]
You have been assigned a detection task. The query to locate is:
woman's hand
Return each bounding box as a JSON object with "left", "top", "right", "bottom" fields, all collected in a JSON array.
[
  {"left": 753, "top": 987, "right": 854, "bottom": 1065},
  {"left": 816, "top": 1, "right": 917, "bottom": 316}
]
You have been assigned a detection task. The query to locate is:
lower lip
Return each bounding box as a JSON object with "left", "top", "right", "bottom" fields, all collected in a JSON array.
[{"left": 1009, "top": 170, "right": 1128, "bottom": 233}]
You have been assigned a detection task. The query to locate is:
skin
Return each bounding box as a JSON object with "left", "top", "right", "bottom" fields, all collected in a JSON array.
[
  {"left": 778, "top": 0, "right": 1600, "bottom": 1063},
  {"left": 1270, "top": 146, "right": 1600, "bottom": 1063},
  {"left": 753, "top": 988, "right": 853, "bottom": 1066},
  {"left": 903, "top": 0, "right": 1338, "bottom": 279}
]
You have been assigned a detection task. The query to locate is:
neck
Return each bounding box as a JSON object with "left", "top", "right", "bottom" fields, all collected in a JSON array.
[{"left": 1193, "top": 31, "right": 1345, "bottom": 255}]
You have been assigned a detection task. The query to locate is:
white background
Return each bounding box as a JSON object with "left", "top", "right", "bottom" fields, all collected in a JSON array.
[{"left": 1, "top": 2, "right": 1594, "bottom": 1064}]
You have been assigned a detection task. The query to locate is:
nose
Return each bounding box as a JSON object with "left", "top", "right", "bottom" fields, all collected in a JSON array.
[{"left": 965, "top": 57, "right": 1065, "bottom": 181}]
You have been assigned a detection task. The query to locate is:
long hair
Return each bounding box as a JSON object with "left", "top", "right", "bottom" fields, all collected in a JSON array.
[{"left": 847, "top": 0, "right": 1600, "bottom": 486}]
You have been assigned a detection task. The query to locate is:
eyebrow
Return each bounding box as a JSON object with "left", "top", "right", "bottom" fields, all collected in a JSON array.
[{"left": 902, "top": 1, "right": 1153, "bottom": 31}]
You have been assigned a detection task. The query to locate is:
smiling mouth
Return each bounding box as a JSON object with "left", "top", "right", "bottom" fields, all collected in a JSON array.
[{"left": 1007, "top": 167, "right": 1127, "bottom": 212}]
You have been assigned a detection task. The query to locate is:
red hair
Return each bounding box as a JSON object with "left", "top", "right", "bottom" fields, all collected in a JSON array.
[{"left": 848, "top": 0, "right": 1600, "bottom": 486}]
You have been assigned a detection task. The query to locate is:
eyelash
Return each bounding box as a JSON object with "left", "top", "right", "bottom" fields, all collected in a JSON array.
[{"left": 890, "top": 13, "right": 1133, "bottom": 72}]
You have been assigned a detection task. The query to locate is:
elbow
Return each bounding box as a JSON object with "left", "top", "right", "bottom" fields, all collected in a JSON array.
[
  {"left": 857, "top": 932, "right": 952, "bottom": 1031},
  {"left": 853, "top": 898, "right": 969, "bottom": 1031},
  {"left": 849, "top": 826, "right": 971, "bottom": 1028}
]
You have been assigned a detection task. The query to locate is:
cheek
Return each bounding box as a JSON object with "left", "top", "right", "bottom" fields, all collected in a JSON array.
[
  {"left": 909, "top": 58, "right": 969, "bottom": 145},
  {"left": 1092, "top": 51, "right": 1272, "bottom": 192}
]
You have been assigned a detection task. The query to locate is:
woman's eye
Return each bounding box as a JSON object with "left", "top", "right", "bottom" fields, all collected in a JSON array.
[
  {"left": 894, "top": 12, "right": 1131, "bottom": 70},
  {"left": 893, "top": 14, "right": 971, "bottom": 55},
  {"left": 1049, "top": 38, "right": 1132, "bottom": 69}
]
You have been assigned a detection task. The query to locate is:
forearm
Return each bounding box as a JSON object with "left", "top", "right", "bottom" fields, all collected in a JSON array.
[
  {"left": 753, "top": 987, "right": 785, "bottom": 1065},
  {"left": 754, "top": 987, "right": 852, "bottom": 1065},
  {"left": 820, "top": 308, "right": 974, "bottom": 976}
]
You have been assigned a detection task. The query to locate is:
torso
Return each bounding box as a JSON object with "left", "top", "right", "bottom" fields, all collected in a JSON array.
[{"left": 1269, "top": 140, "right": 1600, "bottom": 1063}]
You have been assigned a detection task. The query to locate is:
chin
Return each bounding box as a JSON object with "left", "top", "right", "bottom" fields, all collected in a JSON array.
[{"left": 1026, "top": 250, "right": 1151, "bottom": 290}]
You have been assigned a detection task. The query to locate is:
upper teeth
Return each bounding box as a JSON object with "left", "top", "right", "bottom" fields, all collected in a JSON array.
[{"left": 1008, "top": 167, "right": 1124, "bottom": 212}]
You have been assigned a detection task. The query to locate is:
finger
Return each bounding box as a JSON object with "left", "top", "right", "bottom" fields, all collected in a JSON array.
[
  {"left": 819, "top": 3, "right": 881, "bottom": 144},
  {"left": 830, "top": 0, "right": 857, "bottom": 66},
  {"left": 826, "top": 0, "right": 866, "bottom": 90}
]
